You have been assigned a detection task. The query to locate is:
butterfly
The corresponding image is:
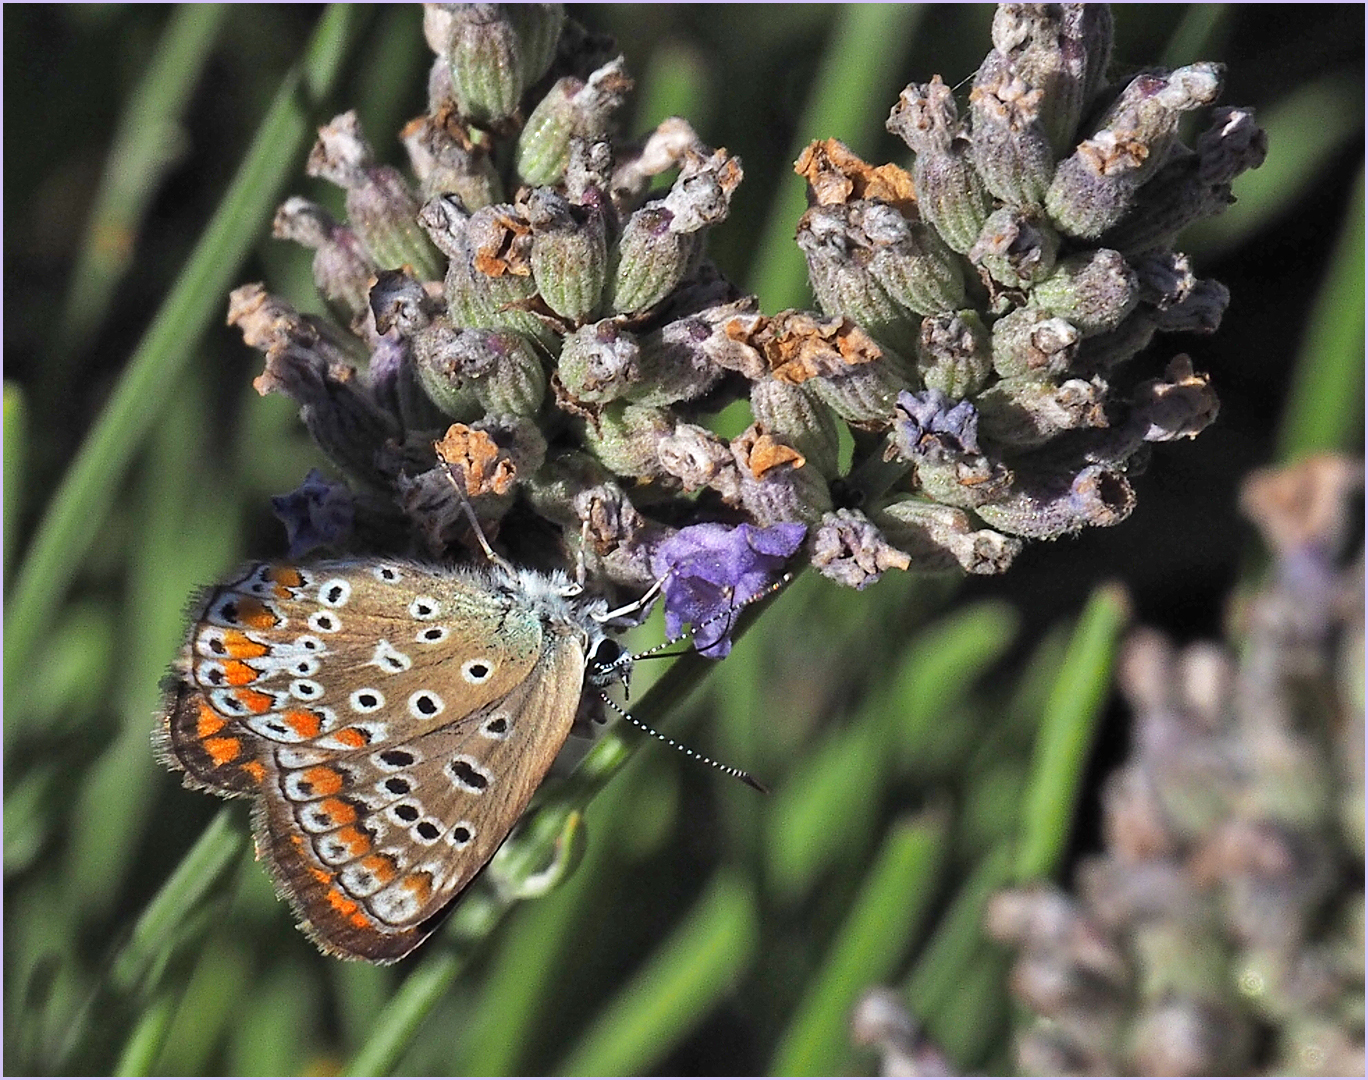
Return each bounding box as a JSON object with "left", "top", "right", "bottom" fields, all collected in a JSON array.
[{"left": 156, "top": 557, "right": 630, "bottom": 962}]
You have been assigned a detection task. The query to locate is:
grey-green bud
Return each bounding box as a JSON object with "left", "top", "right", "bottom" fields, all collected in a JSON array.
[
  {"left": 606, "top": 203, "right": 701, "bottom": 315},
  {"left": 557, "top": 321, "right": 641, "bottom": 403},
  {"left": 887, "top": 77, "right": 992, "bottom": 255},
  {"left": 976, "top": 374, "right": 1109, "bottom": 449},
  {"left": 581, "top": 401, "right": 672, "bottom": 478},
  {"left": 968, "top": 50, "right": 1057, "bottom": 211},
  {"left": 273, "top": 196, "right": 376, "bottom": 317},
  {"left": 862, "top": 202, "right": 966, "bottom": 317},
  {"left": 413, "top": 320, "right": 546, "bottom": 418},
  {"left": 516, "top": 58, "right": 632, "bottom": 186},
  {"left": 523, "top": 188, "right": 607, "bottom": 323},
  {"left": 969, "top": 207, "right": 1060, "bottom": 290},
  {"left": 1030, "top": 249, "right": 1139, "bottom": 337},
  {"left": 991, "top": 306, "right": 1080, "bottom": 379},
  {"left": 443, "top": 3, "right": 566, "bottom": 126},
  {"left": 750, "top": 377, "right": 842, "bottom": 480},
  {"left": 873, "top": 495, "right": 1022, "bottom": 574},
  {"left": 401, "top": 113, "right": 502, "bottom": 209},
  {"left": 917, "top": 310, "right": 992, "bottom": 397}
]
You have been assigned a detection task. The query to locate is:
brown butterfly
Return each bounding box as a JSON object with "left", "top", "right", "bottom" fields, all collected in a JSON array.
[{"left": 156, "top": 558, "right": 628, "bottom": 962}]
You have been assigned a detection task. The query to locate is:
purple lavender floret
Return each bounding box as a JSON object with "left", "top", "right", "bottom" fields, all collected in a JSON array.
[
  {"left": 272, "top": 468, "right": 355, "bottom": 557},
  {"left": 650, "top": 521, "right": 807, "bottom": 658},
  {"left": 893, "top": 388, "right": 982, "bottom": 459}
]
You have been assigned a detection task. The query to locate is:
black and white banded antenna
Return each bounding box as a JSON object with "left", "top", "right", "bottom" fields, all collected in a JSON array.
[{"left": 597, "top": 693, "right": 770, "bottom": 794}]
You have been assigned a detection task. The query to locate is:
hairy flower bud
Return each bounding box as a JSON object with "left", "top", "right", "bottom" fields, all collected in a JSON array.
[
  {"left": 631, "top": 316, "right": 726, "bottom": 406},
  {"left": 976, "top": 459, "right": 1135, "bottom": 538},
  {"left": 750, "top": 377, "right": 842, "bottom": 480},
  {"left": 969, "top": 50, "right": 1057, "bottom": 211},
  {"left": 969, "top": 206, "right": 1061, "bottom": 289},
  {"left": 273, "top": 196, "right": 377, "bottom": 317},
  {"left": 991, "top": 306, "right": 1080, "bottom": 379},
  {"left": 873, "top": 495, "right": 1022, "bottom": 574},
  {"left": 412, "top": 320, "right": 546, "bottom": 418},
  {"left": 656, "top": 422, "right": 741, "bottom": 501},
  {"left": 401, "top": 111, "right": 502, "bottom": 209},
  {"left": 1030, "top": 249, "right": 1139, "bottom": 336},
  {"left": 662, "top": 146, "right": 744, "bottom": 232},
  {"left": 439, "top": 3, "right": 565, "bottom": 126},
  {"left": 976, "top": 374, "right": 1109, "bottom": 448},
  {"left": 516, "top": 58, "right": 632, "bottom": 186},
  {"left": 580, "top": 401, "right": 672, "bottom": 479},
  {"left": 522, "top": 188, "right": 607, "bottom": 323},
  {"left": 862, "top": 202, "right": 966, "bottom": 317},
  {"left": 917, "top": 310, "right": 993, "bottom": 397},
  {"left": 732, "top": 424, "right": 833, "bottom": 526},
  {"left": 892, "top": 389, "right": 1012, "bottom": 507},
  {"left": 606, "top": 203, "right": 702, "bottom": 315},
  {"left": 307, "top": 111, "right": 443, "bottom": 282},
  {"left": 811, "top": 508, "right": 911, "bottom": 589},
  {"left": 1046, "top": 64, "right": 1224, "bottom": 239},
  {"left": 557, "top": 320, "right": 641, "bottom": 403},
  {"left": 887, "top": 77, "right": 992, "bottom": 254}
]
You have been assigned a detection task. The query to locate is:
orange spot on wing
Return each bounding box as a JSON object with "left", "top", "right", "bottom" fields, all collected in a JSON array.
[
  {"left": 349, "top": 911, "right": 371, "bottom": 929},
  {"left": 285, "top": 709, "right": 323, "bottom": 739},
  {"left": 325, "top": 887, "right": 361, "bottom": 919},
  {"left": 401, "top": 873, "right": 433, "bottom": 903},
  {"left": 267, "top": 565, "right": 304, "bottom": 596},
  {"left": 196, "top": 701, "right": 226, "bottom": 738},
  {"left": 236, "top": 597, "right": 279, "bottom": 630},
  {"left": 361, "top": 855, "right": 397, "bottom": 884},
  {"left": 334, "top": 825, "right": 371, "bottom": 857},
  {"left": 222, "top": 659, "right": 259, "bottom": 686},
  {"left": 204, "top": 736, "right": 242, "bottom": 765},
  {"left": 318, "top": 797, "right": 357, "bottom": 826},
  {"left": 221, "top": 630, "right": 269, "bottom": 660},
  {"left": 236, "top": 688, "right": 275, "bottom": 714},
  {"left": 302, "top": 765, "right": 343, "bottom": 796},
  {"left": 309, "top": 866, "right": 333, "bottom": 886},
  {"left": 333, "top": 728, "right": 367, "bottom": 749},
  {"left": 241, "top": 760, "right": 267, "bottom": 783}
]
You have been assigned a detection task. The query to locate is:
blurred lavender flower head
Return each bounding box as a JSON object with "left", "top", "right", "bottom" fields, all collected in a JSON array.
[{"left": 271, "top": 468, "right": 355, "bottom": 557}]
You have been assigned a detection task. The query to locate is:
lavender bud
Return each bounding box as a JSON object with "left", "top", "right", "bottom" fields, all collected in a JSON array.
[
  {"left": 1046, "top": 64, "right": 1225, "bottom": 239},
  {"left": 1030, "top": 249, "right": 1139, "bottom": 336},
  {"left": 400, "top": 112, "right": 502, "bottom": 209},
  {"left": 516, "top": 58, "right": 632, "bottom": 186},
  {"left": 523, "top": 188, "right": 608, "bottom": 323},
  {"left": 862, "top": 202, "right": 966, "bottom": 317},
  {"left": 976, "top": 374, "right": 1109, "bottom": 448},
  {"left": 307, "top": 112, "right": 442, "bottom": 282},
  {"left": 811, "top": 508, "right": 911, "bottom": 589},
  {"left": 368, "top": 268, "right": 437, "bottom": 339},
  {"left": 273, "top": 196, "right": 376, "bottom": 317},
  {"left": 797, "top": 205, "right": 922, "bottom": 359},
  {"left": 606, "top": 203, "right": 702, "bottom": 315},
  {"left": 750, "top": 377, "right": 841, "bottom": 480},
  {"left": 887, "top": 77, "right": 992, "bottom": 254},
  {"left": 413, "top": 320, "right": 545, "bottom": 418},
  {"left": 968, "top": 206, "right": 1060, "bottom": 290},
  {"left": 872, "top": 496, "right": 1023, "bottom": 574},
  {"left": 441, "top": 3, "right": 565, "bottom": 126},
  {"left": 975, "top": 460, "right": 1136, "bottom": 538},
  {"left": 450, "top": 203, "right": 559, "bottom": 351},
  {"left": 581, "top": 401, "right": 672, "bottom": 479},
  {"left": 917, "top": 310, "right": 992, "bottom": 397},
  {"left": 522, "top": 448, "right": 614, "bottom": 529},
  {"left": 732, "top": 424, "right": 833, "bottom": 526},
  {"left": 991, "top": 4, "right": 1112, "bottom": 152},
  {"left": 661, "top": 146, "right": 744, "bottom": 232},
  {"left": 892, "top": 389, "right": 1013, "bottom": 507},
  {"left": 1073, "top": 310, "right": 1156, "bottom": 375},
  {"left": 632, "top": 316, "right": 726, "bottom": 406},
  {"left": 656, "top": 422, "right": 741, "bottom": 502},
  {"left": 1152, "top": 279, "right": 1230, "bottom": 334},
  {"left": 991, "top": 306, "right": 1080, "bottom": 379},
  {"left": 557, "top": 320, "right": 640, "bottom": 403},
  {"left": 968, "top": 50, "right": 1056, "bottom": 211},
  {"left": 1127, "top": 355, "right": 1219, "bottom": 443}
]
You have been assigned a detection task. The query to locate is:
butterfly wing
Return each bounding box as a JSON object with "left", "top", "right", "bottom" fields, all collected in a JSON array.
[{"left": 256, "top": 630, "right": 586, "bottom": 961}]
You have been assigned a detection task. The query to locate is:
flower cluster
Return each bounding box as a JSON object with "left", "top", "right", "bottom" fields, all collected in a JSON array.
[
  {"left": 987, "top": 455, "right": 1364, "bottom": 1075},
  {"left": 239, "top": 3, "right": 1261, "bottom": 643}
]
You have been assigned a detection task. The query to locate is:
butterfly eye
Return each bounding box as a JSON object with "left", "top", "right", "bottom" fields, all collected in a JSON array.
[{"left": 590, "top": 638, "right": 622, "bottom": 669}]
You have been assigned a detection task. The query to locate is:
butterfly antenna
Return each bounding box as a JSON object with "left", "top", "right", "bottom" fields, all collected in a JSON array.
[
  {"left": 608, "top": 572, "right": 794, "bottom": 672},
  {"left": 597, "top": 693, "right": 769, "bottom": 794}
]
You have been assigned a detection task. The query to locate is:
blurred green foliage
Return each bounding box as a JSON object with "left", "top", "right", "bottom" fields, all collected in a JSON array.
[{"left": 4, "top": 5, "right": 1362, "bottom": 1075}]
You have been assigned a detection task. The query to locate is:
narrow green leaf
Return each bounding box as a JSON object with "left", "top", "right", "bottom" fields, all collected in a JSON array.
[
  {"left": 55, "top": 4, "right": 231, "bottom": 362},
  {"left": 345, "top": 951, "right": 463, "bottom": 1077},
  {"left": 4, "top": 381, "right": 26, "bottom": 569},
  {"left": 1277, "top": 168, "right": 1366, "bottom": 461},
  {"left": 747, "top": 4, "right": 927, "bottom": 310},
  {"left": 114, "top": 994, "right": 176, "bottom": 1078},
  {"left": 770, "top": 813, "right": 949, "bottom": 1076},
  {"left": 557, "top": 871, "right": 759, "bottom": 1077},
  {"left": 1160, "top": 3, "right": 1231, "bottom": 68},
  {"left": 5, "top": 5, "right": 363, "bottom": 687},
  {"left": 1014, "top": 584, "right": 1129, "bottom": 882},
  {"left": 151, "top": 940, "right": 253, "bottom": 1075}
]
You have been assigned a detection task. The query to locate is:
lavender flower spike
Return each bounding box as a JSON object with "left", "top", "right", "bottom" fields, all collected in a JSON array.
[{"left": 651, "top": 522, "right": 807, "bottom": 658}]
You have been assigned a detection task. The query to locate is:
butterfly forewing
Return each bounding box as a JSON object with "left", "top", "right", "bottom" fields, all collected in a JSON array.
[{"left": 159, "top": 558, "right": 596, "bottom": 962}]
